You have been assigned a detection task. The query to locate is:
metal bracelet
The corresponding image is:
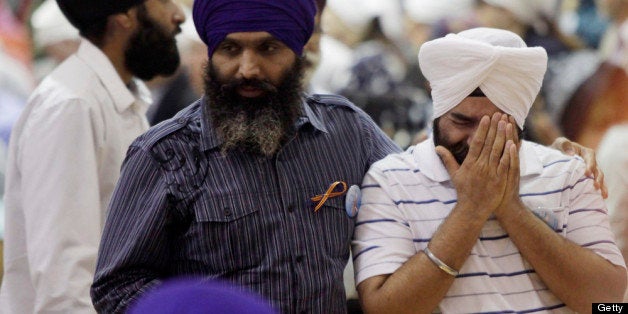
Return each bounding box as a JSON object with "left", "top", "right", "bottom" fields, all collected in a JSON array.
[{"left": 423, "top": 247, "right": 459, "bottom": 277}]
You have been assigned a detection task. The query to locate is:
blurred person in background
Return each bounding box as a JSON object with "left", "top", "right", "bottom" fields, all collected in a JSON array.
[
  {"left": 0, "top": 0, "right": 35, "bottom": 286},
  {"left": 307, "top": 0, "right": 365, "bottom": 94},
  {"left": 146, "top": 6, "right": 206, "bottom": 126},
  {"left": 30, "top": 0, "right": 80, "bottom": 82},
  {"left": 0, "top": 0, "right": 185, "bottom": 312},
  {"left": 598, "top": 124, "right": 628, "bottom": 268},
  {"left": 560, "top": 0, "right": 628, "bottom": 149},
  {"left": 337, "top": 1, "right": 431, "bottom": 149}
]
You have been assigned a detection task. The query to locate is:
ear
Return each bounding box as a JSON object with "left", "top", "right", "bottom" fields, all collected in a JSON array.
[{"left": 110, "top": 9, "right": 137, "bottom": 31}]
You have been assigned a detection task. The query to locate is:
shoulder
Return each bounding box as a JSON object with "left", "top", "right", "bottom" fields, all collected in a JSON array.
[
  {"left": 524, "top": 141, "right": 586, "bottom": 179},
  {"left": 368, "top": 146, "right": 418, "bottom": 175},
  {"left": 306, "top": 93, "right": 365, "bottom": 115},
  {"left": 133, "top": 100, "right": 202, "bottom": 150},
  {"left": 527, "top": 141, "right": 583, "bottom": 166}
]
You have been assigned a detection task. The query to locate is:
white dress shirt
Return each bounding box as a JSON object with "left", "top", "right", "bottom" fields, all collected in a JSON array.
[{"left": 0, "top": 39, "right": 150, "bottom": 314}]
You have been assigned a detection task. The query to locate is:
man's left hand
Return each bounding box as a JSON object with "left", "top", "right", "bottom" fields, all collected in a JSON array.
[{"left": 550, "top": 137, "right": 607, "bottom": 199}]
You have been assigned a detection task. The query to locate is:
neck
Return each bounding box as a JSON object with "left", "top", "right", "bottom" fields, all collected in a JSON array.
[{"left": 99, "top": 35, "right": 134, "bottom": 85}]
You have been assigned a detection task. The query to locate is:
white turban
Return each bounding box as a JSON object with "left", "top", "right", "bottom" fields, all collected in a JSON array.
[
  {"left": 31, "top": 0, "right": 79, "bottom": 49},
  {"left": 418, "top": 27, "right": 548, "bottom": 128}
]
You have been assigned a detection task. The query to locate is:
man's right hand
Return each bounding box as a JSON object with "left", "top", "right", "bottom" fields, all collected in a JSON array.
[{"left": 436, "top": 113, "right": 514, "bottom": 219}]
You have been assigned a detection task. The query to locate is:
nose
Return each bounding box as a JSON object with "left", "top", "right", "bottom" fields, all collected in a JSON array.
[
  {"left": 237, "top": 50, "right": 261, "bottom": 80},
  {"left": 172, "top": 2, "right": 186, "bottom": 28}
]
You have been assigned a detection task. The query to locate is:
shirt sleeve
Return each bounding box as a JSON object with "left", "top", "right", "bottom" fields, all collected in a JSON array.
[
  {"left": 358, "top": 111, "right": 402, "bottom": 167},
  {"left": 19, "top": 99, "right": 100, "bottom": 313},
  {"left": 565, "top": 160, "right": 626, "bottom": 269},
  {"left": 351, "top": 161, "right": 417, "bottom": 285},
  {"left": 91, "top": 144, "right": 170, "bottom": 313}
]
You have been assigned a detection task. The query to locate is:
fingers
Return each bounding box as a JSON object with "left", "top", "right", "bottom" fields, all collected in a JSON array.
[
  {"left": 551, "top": 137, "right": 576, "bottom": 155},
  {"left": 436, "top": 145, "right": 460, "bottom": 176},
  {"left": 507, "top": 115, "right": 520, "bottom": 146},
  {"left": 599, "top": 172, "right": 608, "bottom": 199},
  {"left": 481, "top": 113, "right": 501, "bottom": 161},
  {"left": 508, "top": 139, "right": 520, "bottom": 188},
  {"left": 466, "top": 115, "right": 491, "bottom": 162},
  {"left": 558, "top": 138, "right": 609, "bottom": 198},
  {"left": 497, "top": 137, "right": 511, "bottom": 176},
  {"left": 489, "top": 115, "right": 508, "bottom": 166}
]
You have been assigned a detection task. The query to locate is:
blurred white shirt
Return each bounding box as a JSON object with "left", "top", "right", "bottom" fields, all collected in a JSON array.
[{"left": 0, "top": 39, "right": 150, "bottom": 314}]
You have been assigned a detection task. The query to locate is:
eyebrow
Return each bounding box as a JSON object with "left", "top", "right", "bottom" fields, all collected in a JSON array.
[
  {"left": 449, "top": 112, "right": 474, "bottom": 122},
  {"left": 222, "top": 34, "right": 282, "bottom": 46}
]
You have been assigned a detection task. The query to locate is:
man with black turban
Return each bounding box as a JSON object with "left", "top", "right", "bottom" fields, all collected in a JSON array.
[
  {"left": 0, "top": 0, "right": 184, "bottom": 312},
  {"left": 90, "top": 0, "right": 401, "bottom": 313}
]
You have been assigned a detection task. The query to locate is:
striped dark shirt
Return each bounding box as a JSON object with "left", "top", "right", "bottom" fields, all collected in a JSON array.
[{"left": 91, "top": 94, "right": 401, "bottom": 313}]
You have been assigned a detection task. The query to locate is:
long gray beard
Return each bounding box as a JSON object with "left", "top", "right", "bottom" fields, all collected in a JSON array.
[
  {"left": 216, "top": 107, "right": 287, "bottom": 157},
  {"left": 204, "top": 58, "right": 304, "bottom": 157}
]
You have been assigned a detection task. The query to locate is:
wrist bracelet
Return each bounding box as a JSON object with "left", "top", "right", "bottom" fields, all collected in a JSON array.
[{"left": 423, "top": 247, "right": 459, "bottom": 277}]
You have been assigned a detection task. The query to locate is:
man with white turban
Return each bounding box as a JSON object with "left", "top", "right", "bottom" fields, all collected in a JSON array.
[{"left": 352, "top": 27, "right": 626, "bottom": 313}]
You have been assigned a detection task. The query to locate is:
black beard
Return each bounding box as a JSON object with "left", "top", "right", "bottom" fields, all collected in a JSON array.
[
  {"left": 433, "top": 118, "right": 469, "bottom": 165},
  {"left": 204, "top": 58, "right": 304, "bottom": 157},
  {"left": 124, "top": 4, "right": 181, "bottom": 80}
]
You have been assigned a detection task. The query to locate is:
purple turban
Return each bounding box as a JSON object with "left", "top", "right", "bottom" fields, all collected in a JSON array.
[
  {"left": 127, "top": 278, "right": 278, "bottom": 314},
  {"left": 193, "top": 0, "right": 316, "bottom": 57}
]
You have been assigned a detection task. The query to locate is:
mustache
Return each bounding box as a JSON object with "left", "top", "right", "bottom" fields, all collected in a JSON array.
[
  {"left": 221, "top": 78, "right": 278, "bottom": 94},
  {"left": 451, "top": 143, "right": 469, "bottom": 163}
]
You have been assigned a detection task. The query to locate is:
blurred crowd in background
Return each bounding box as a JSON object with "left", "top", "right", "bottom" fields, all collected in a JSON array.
[{"left": 0, "top": 0, "right": 626, "bottom": 284}]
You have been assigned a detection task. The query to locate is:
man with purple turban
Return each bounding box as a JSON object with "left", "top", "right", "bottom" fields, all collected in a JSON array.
[
  {"left": 352, "top": 27, "right": 626, "bottom": 313},
  {"left": 0, "top": 0, "right": 185, "bottom": 313},
  {"left": 90, "top": 0, "right": 400, "bottom": 313}
]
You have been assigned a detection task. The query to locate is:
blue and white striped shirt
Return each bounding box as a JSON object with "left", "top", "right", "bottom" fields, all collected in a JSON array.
[
  {"left": 91, "top": 95, "right": 400, "bottom": 313},
  {"left": 353, "top": 139, "right": 625, "bottom": 313}
]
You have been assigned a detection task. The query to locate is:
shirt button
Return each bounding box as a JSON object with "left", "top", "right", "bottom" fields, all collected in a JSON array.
[
  {"left": 288, "top": 204, "right": 295, "bottom": 213},
  {"left": 296, "top": 255, "right": 304, "bottom": 263},
  {"left": 224, "top": 208, "right": 232, "bottom": 217},
  {"left": 177, "top": 117, "right": 187, "bottom": 124}
]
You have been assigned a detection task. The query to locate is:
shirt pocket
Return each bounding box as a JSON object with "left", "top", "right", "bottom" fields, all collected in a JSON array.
[
  {"left": 314, "top": 196, "right": 355, "bottom": 259},
  {"left": 523, "top": 198, "right": 567, "bottom": 233},
  {"left": 186, "top": 195, "right": 263, "bottom": 273}
]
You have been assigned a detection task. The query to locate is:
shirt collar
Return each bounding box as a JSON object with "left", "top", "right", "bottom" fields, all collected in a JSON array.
[
  {"left": 301, "top": 98, "right": 328, "bottom": 133},
  {"left": 75, "top": 39, "right": 152, "bottom": 114},
  {"left": 414, "top": 137, "right": 543, "bottom": 183},
  {"left": 199, "top": 95, "right": 324, "bottom": 151}
]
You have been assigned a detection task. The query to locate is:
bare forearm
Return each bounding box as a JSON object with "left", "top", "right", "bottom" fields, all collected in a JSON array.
[
  {"left": 360, "top": 203, "right": 488, "bottom": 313},
  {"left": 498, "top": 203, "right": 627, "bottom": 312}
]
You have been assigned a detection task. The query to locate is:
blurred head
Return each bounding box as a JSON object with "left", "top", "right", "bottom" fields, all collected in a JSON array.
[
  {"left": 57, "top": 0, "right": 185, "bottom": 80},
  {"left": 124, "top": 0, "right": 185, "bottom": 80},
  {"left": 323, "top": 0, "right": 378, "bottom": 47},
  {"left": 402, "top": 0, "right": 475, "bottom": 48},
  {"left": 303, "top": 0, "right": 327, "bottom": 86},
  {"left": 128, "top": 278, "right": 277, "bottom": 314},
  {"left": 476, "top": 0, "right": 561, "bottom": 35},
  {"left": 193, "top": 0, "right": 316, "bottom": 156},
  {"left": 56, "top": 0, "right": 146, "bottom": 43},
  {"left": 32, "top": 0, "right": 80, "bottom": 62},
  {"left": 597, "top": 0, "right": 628, "bottom": 22}
]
